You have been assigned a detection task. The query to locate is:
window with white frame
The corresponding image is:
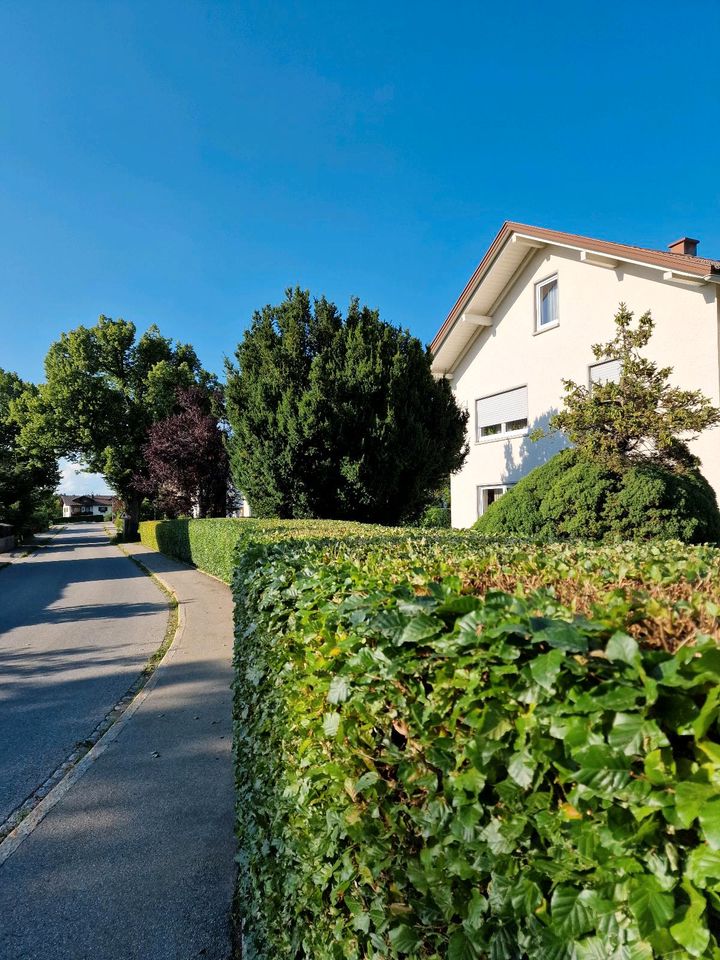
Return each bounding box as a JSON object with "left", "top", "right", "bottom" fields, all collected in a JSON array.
[
  {"left": 535, "top": 275, "right": 559, "bottom": 330},
  {"left": 477, "top": 484, "right": 512, "bottom": 517},
  {"left": 475, "top": 386, "right": 528, "bottom": 441},
  {"left": 589, "top": 358, "right": 621, "bottom": 386}
]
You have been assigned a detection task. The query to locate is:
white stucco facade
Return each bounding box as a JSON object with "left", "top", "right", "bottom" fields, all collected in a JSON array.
[{"left": 432, "top": 224, "right": 720, "bottom": 529}]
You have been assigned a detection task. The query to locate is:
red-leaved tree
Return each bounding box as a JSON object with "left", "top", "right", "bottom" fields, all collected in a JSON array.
[{"left": 138, "top": 386, "right": 229, "bottom": 517}]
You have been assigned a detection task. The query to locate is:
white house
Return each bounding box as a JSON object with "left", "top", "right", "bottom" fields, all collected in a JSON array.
[
  {"left": 60, "top": 494, "right": 115, "bottom": 518},
  {"left": 430, "top": 222, "right": 720, "bottom": 528}
]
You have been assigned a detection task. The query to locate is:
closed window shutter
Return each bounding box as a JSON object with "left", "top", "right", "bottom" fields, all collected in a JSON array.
[
  {"left": 590, "top": 359, "right": 621, "bottom": 384},
  {"left": 475, "top": 386, "right": 528, "bottom": 438}
]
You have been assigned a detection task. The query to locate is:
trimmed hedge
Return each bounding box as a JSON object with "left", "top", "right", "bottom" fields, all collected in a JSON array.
[
  {"left": 474, "top": 449, "right": 720, "bottom": 545},
  {"left": 232, "top": 532, "right": 720, "bottom": 958},
  {"left": 138, "top": 518, "right": 408, "bottom": 583}
]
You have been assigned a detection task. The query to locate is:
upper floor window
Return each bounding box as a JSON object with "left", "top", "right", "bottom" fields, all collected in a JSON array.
[
  {"left": 475, "top": 386, "right": 528, "bottom": 442},
  {"left": 589, "top": 358, "right": 621, "bottom": 386},
  {"left": 535, "top": 275, "right": 559, "bottom": 331}
]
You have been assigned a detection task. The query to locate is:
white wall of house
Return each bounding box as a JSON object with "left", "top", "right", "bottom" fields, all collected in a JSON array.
[
  {"left": 62, "top": 502, "right": 112, "bottom": 517},
  {"left": 448, "top": 246, "right": 720, "bottom": 528}
]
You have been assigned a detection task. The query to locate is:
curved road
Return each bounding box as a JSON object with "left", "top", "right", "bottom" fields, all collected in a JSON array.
[
  {"left": 0, "top": 523, "right": 168, "bottom": 823},
  {"left": 0, "top": 525, "right": 236, "bottom": 960}
]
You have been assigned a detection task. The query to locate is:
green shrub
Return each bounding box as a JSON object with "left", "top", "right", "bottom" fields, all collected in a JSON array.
[
  {"left": 232, "top": 533, "right": 720, "bottom": 958},
  {"left": 475, "top": 449, "right": 720, "bottom": 544},
  {"left": 138, "top": 517, "right": 405, "bottom": 583}
]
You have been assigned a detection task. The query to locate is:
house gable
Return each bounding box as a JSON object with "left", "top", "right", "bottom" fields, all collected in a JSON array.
[
  {"left": 436, "top": 223, "right": 720, "bottom": 528},
  {"left": 432, "top": 222, "right": 720, "bottom": 377}
]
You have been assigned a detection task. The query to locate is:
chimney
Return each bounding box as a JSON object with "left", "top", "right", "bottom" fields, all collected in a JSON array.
[{"left": 668, "top": 237, "right": 699, "bottom": 257}]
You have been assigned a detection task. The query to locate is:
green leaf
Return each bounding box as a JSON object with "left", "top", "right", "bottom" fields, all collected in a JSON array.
[
  {"left": 573, "top": 744, "right": 632, "bottom": 795},
  {"left": 686, "top": 845, "right": 720, "bottom": 888},
  {"left": 534, "top": 621, "right": 589, "bottom": 653},
  {"left": 606, "top": 632, "right": 641, "bottom": 668},
  {"left": 530, "top": 649, "right": 566, "bottom": 691},
  {"left": 354, "top": 771, "right": 379, "bottom": 794},
  {"left": 327, "top": 675, "right": 349, "bottom": 704},
  {"left": 670, "top": 882, "right": 709, "bottom": 957},
  {"left": 508, "top": 749, "right": 535, "bottom": 788},
  {"left": 575, "top": 937, "right": 609, "bottom": 960},
  {"left": 435, "top": 595, "right": 482, "bottom": 617},
  {"left": 628, "top": 877, "right": 675, "bottom": 937},
  {"left": 693, "top": 685, "right": 720, "bottom": 739},
  {"left": 322, "top": 711, "right": 341, "bottom": 737},
  {"left": 615, "top": 943, "right": 653, "bottom": 960},
  {"left": 398, "top": 613, "right": 442, "bottom": 645},
  {"left": 608, "top": 713, "right": 668, "bottom": 756},
  {"left": 550, "top": 887, "right": 597, "bottom": 937},
  {"left": 675, "top": 781, "right": 715, "bottom": 828},
  {"left": 448, "top": 929, "right": 481, "bottom": 960},
  {"left": 699, "top": 796, "right": 720, "bottom": 849},
  {"left": 388, "top": 924, "right": 419, "bottom": 954}
]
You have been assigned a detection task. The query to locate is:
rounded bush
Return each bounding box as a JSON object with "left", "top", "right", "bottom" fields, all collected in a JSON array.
[{"left": 474, "top": 449, "right": 720, "bottom": 544}]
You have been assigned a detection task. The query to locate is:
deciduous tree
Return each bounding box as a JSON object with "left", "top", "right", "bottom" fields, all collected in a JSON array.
[
  {"left": 0, "top": 369, "right": 59, "bottom": 538},
  {"left": 17, "top": 316, "right": 214, "bottom": 535},
  {"left": 137, "top": 386, "right": 229, "bottom": 517}
]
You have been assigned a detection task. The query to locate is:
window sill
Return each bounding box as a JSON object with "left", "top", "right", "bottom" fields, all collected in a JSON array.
[
  {"left": 533, "top": 321, "right": 560, "bottom": 336},
  {"left": 475, "top": 428, "right": 529, "bottom": 446}
]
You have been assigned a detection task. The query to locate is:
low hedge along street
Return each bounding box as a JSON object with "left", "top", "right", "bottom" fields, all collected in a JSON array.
[{"left": 139, "top": 520, "right": 720, "bottom": 958}]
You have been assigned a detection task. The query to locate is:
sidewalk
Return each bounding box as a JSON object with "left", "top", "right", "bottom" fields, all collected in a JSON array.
[{"left": 0, "top": 540, "right": 236, "bottom": 960}]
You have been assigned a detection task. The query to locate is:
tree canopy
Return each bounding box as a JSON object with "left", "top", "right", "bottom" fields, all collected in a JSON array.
[
  {"left": 136, "top": 386, "right": 229, "bottom": 518},
  {"left": 0, "top": 368, "right": 59, "bottom": 538},
  {"left": 545, "top": 303, "right": 720, "bottom": 472},
  {"left": 17, "top": 316, "right": 215, "bottom": 529},
  {"left": 225, "top": 288, "right": 468, "bottom": 523}
]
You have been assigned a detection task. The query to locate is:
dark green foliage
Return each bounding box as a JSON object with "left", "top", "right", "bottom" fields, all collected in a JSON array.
[
  {"left": 225, "top": 288, "right": 468, "bottom": 523},
  {"left": 231, "top": 532, "right": 720, "bottom": 958},
  {"left": 417, "top": 485, "right": 451, "bottom": 528},
  {"left": 475, "top": 449, "right": 720, "bottom": 544},
  {"left": 0, "top": 368, "right": 59, "bottom": 539}
]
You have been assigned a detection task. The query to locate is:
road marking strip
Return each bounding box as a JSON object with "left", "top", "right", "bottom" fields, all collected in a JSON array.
[{"left": 0, "top": 550, "right": 185, "bottom": 869}]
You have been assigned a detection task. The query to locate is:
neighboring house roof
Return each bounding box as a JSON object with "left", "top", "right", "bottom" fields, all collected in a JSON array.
[
  {"left": 60, "top": 494, "right": 115, "bottom": 506},
  {"left": 431, "top": 221, "right": 720, "bottom": 374}
]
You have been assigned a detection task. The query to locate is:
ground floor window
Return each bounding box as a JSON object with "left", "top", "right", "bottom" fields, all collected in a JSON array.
[{"left": 477, "top": 484, "right": 512, "bottom": 518}]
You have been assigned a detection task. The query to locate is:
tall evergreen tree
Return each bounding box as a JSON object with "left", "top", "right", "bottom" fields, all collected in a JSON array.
[{"left": 225, "top": 288, "right": 468, "bottom": 523}]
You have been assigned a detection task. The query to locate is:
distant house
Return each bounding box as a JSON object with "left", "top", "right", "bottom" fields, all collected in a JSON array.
[
  {"left": 430, "top": 222, "right": 720, "bottom": 528},
  {"left": 60, "top": 494, "right": 116, "bottom": 518}
]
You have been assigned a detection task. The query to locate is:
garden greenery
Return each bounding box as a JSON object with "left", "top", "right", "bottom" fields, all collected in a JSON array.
[
  {"left": 225, "top": 525, "right": 720, "bottom": 959},
  {"left": 474, "top": 449, "right": 720, "bottom": 544}
]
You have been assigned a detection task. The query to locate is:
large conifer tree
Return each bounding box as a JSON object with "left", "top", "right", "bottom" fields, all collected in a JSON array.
[{"left": 225, "top": 288, "right": 468, "bottom": 523}]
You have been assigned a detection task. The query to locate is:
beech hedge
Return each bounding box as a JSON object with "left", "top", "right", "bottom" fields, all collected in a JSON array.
[
  {"left": 232, "top": 533, "right": 720, "bottom": 959},
  {"left": 139, "top": 518, "right": 397, "bottom": 582}
]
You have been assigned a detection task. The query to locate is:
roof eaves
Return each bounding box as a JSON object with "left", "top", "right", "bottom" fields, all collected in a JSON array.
[{"left": 431, "top": 222, "right": 720, "bottom": 357}]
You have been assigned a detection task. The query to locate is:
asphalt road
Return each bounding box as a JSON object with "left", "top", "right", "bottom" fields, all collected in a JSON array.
[
  {"left": 0, "top": 522, "right": 168, "bottom": 823},
  {"left": 0, "top": 533, "right": 236, "bottom": 960}
]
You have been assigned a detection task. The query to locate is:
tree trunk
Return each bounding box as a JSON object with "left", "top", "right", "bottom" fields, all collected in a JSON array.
[{"left": 124, "top": 494, "right": 141, "bottom": 541}]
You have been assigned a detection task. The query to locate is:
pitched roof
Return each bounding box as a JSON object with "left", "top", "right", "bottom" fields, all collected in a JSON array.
[
  {"left": 60, "top": 494, "right": 115, "bottom": 506},
  {"left": 431, "top": 221, "right": 720, "bottom": 362}
]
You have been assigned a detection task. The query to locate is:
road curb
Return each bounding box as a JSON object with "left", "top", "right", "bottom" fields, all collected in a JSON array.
[{"left": 0, "top": 541, "right": 185, "bottom": 869}]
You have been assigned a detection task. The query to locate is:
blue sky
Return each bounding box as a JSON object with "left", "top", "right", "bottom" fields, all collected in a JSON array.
[{"left": 1, "top": 1, "right": 719, "bottom": 493}]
